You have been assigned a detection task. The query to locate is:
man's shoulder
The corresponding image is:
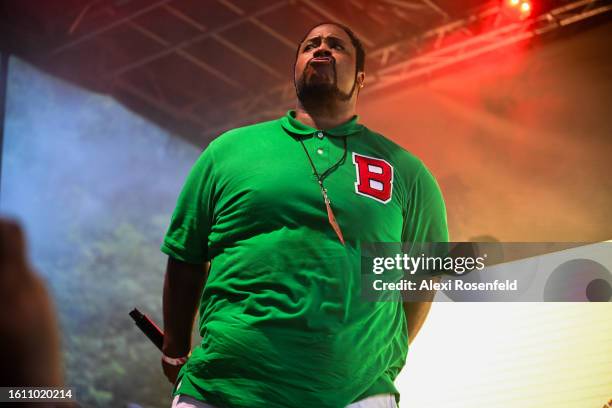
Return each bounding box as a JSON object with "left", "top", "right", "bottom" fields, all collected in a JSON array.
[
  {"left": 208, "top": 118, "right": 281, "bottom": 151},
  {"left": 360, "top": 126, "right": 424, "bottom": 172}
]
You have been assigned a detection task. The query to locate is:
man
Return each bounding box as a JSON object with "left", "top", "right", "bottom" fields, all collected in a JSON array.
[{"left": 161, "top": 22, "right": 448, "bottom": 408}]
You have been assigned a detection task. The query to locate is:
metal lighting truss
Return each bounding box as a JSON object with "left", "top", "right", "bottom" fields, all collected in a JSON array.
[
  {"left": 199, "top": 0, "right": 612, "bottom": 140},
  {"left": 367, "top": 0, "right": 612, "bottom": 93},
  {"left": 48, "top": 0, "right": 447, "bottom": 142}
]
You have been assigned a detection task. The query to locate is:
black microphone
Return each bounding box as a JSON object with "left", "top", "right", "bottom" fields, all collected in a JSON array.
[{"left": 129, "top": 308, "right": 164, "bottom": 351}]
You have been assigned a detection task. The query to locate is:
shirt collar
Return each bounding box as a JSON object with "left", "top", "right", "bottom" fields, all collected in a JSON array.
[{"left": 280, "top": 110, "right": 364, "bottom": 137}]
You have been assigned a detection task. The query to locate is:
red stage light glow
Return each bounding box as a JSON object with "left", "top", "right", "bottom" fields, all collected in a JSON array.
[
  {"left": 520, "top": 2, "right": 531, "bottom": 13},
  {"left": 502, "top": 0, "right": 532, "bottom": 20}
]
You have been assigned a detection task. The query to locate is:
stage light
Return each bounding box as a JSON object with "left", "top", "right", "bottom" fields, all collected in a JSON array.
[
  {"left": 502, "top": 0, "right": 532, "bottom": 20},
  {"left": 518, "top": 1, "right": 532, "bottom": 19},
  {"left": 520, "top": 2, "right": 531, "bottom": 13}
]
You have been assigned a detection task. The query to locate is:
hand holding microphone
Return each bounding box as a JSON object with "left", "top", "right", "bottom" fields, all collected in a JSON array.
[{"left": 129, "top": 308, "right": 190, "bottom": 384}]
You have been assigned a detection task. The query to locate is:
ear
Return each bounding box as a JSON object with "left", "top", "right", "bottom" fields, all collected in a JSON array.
[{"left": 357, "top": 71, "right": 365, "bottom": 88}]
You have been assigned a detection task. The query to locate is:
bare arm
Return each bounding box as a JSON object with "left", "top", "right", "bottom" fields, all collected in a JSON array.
[
  {"left": 403, "top": 301, "right": 434, "bottom": 346},
  {"left": 161, "top": 256, "right": 208, "bottom": 383},
  {"left": 402, "top": 276, "right": 438, "bottom": 346}
]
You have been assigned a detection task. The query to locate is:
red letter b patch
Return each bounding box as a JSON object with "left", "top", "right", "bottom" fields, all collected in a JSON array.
[{"left": 352, "top": 153, "right": 394, "bottom": 203}]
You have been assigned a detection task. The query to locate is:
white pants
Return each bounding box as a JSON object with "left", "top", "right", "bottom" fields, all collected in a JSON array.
[{"left": 171, "top": 393, "right": 397, "bottom": 408}]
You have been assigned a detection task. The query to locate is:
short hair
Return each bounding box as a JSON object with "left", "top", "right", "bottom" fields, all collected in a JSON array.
[{"left": 295, "top": 22, "right": 366, "bottom": 73}]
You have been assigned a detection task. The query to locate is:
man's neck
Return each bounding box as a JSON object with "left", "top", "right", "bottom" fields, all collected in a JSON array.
[{"left": 294, "top": 103, "right": 356, "bottom": 130}]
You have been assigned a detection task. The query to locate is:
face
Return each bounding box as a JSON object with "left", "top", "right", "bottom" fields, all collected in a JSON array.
[{"left": 294, "top": 24, "right": 363, "bottom": 105}]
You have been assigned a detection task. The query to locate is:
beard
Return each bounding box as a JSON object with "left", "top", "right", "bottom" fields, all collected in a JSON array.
[{"left": 295, "top": 61, "right": 357, "bottom": 113}]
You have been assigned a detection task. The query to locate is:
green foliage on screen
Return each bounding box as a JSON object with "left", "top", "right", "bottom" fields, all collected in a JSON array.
[{"left": 3, "top": 57, "right": 202, "bottom": 407}]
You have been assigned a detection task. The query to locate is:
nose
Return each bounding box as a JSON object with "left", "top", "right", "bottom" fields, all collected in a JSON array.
[{"left": 313, "top": 44, "right": 332, "bottom": 58}]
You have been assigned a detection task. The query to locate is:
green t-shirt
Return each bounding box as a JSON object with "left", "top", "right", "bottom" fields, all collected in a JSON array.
[{"left": 161, "top": 110, "right": 448, "bottom": 408}]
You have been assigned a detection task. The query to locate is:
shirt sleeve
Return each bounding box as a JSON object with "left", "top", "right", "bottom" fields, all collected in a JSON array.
[
  {"left": 161, "top": 145, "right": 217, "bottom": 264},
  {"left": 401, "top": 161, "right": 449, "bottom": 243}
]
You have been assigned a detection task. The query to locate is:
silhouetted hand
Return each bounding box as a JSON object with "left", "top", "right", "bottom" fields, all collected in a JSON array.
[{"left": 0, "top": 218, "right": 63, "bottom": 386}]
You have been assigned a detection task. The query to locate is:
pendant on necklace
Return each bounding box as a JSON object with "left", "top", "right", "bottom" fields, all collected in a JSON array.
[{"left": 321, "top": 188, "right": 345, "bottom": 245}]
